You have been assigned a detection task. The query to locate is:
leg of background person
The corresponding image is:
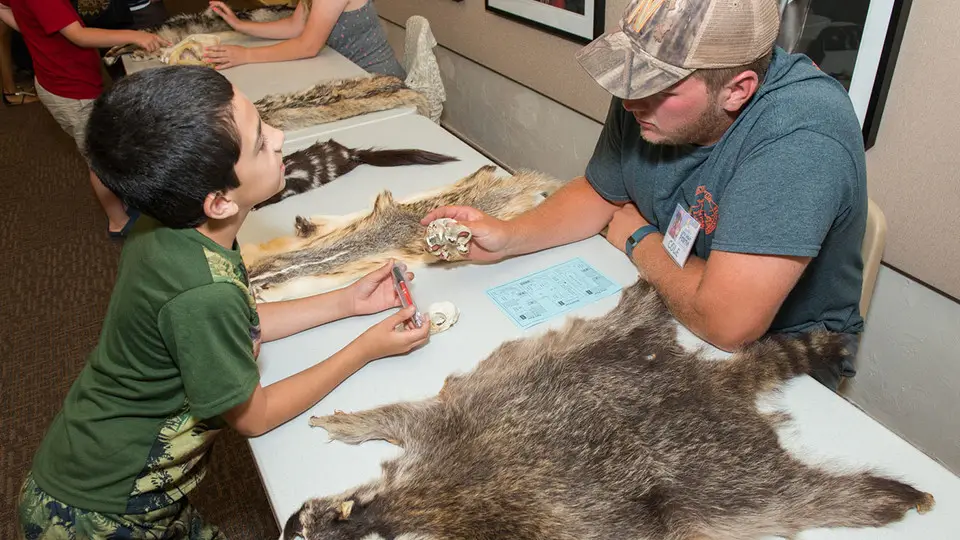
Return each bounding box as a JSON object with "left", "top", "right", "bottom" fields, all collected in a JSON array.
[
  {"left": 91, "top": 169, "right": 133, "bottom": 233},
  {"left": 0, "top": 19, "right": 38, "bottom": 104}
]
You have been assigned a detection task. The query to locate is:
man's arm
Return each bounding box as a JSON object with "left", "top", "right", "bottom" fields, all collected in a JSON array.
[
  {"left": 627, "top": 222, "right": 809, "bottom": 350},
  {"left": 607, "top": 129, "right": 855, "bottom": 350},
  {"left": 0, "top": 4, "right": 18, "bottom": 31},
  {"left": 503, "top": 176, "right": 622, "bottom": 257}
]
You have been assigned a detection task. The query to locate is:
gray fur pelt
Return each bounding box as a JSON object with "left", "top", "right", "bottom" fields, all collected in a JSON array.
[
  {"left": 253, "top": 74, "right": 431, "bottom": 131},
  {"left": 103, "top": 5, "right": 295, "bottom": 63},
  {"left": 285, "top": 279, "right": 935, "bottom": 540},
  {"left": 240, "top": 165, "right": 563, "bottom": 302},
  {"left": 258, "top": 138, "right": 459, "bottom": 210}
]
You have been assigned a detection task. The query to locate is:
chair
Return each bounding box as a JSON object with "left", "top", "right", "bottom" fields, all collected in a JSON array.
[
  {"left": 776, "top": 0, "right": 814, "bottom": 53},
  {"left": 859, "top": 198, "right": 887, "bottom": 318}
]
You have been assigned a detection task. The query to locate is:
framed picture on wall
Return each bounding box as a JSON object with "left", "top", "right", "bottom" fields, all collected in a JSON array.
[
  {"left": 776, "top": 0, "right": 913, "bottom": 150},
  {"left": 485, "top": 0, "right": 606, "bottom": 44}
]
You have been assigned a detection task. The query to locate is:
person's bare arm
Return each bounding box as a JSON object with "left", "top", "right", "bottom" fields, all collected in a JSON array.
[
  {"left": 212, "top": 0, "right": 308, "bottom": 40},
  {"left": 225, "top": 0, "right": 347, "bottom": 65},
  {"left": 503, "top": 176, "right": 622, "bottom": 256},
  {"left": 59, "top": 21, "right": 164, "bottom": 50},
  {"left": 256, "top": 288, "right": 352, "bottom": 342},
  {"left": 0, "top": 5, "right": 18, "bottom": 31},
  {"left": 223, "top": 306, "right": 429, "bottom": 436},
  {"left": 223, "top": 341, "right": 366, "bottom": 436},
  {"left": 628, "top": 229, "right": 809, "bottom": 350}
]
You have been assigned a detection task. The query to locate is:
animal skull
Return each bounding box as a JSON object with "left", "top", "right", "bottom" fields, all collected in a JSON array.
[
  {"left": 161, "top": 34, "right": 221, "bottom": 66},
  {"left": 426, "top": 301, "right": 459, "bottom": 334},
  {"left": 424, "top": 218, "right": 472, "bottom": 261}
]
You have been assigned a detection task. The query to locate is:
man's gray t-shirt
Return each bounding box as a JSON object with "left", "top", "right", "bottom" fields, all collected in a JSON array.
[{"left": 585, "top": 46, "right": 867, "bottom": 336}]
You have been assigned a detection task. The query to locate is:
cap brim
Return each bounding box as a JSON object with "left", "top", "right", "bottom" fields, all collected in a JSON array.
[{"left": 576, "top": 31, "right": 694, "bottom": 100}]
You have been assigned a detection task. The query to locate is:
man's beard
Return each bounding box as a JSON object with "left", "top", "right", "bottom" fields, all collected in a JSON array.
[{"left": 641, "top": 98, "right": 730, "bottom": 147}]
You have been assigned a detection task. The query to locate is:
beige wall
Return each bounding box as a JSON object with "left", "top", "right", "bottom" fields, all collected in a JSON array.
[
  {"left": 861, "top": 0, "right": 960, "bottom": 298},
  {"left": 378, "top": 0, "right": 960, "bottom": 298},
  {"left": 376, "top": 0, "right": 629, "bottom": 124}
]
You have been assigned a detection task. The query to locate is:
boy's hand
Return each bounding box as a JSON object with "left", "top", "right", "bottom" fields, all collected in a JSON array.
[
  {"left": 209, "top": 1, "right": 242, "bottom": 28},
  {"left": 203, "top": 44, "right": 250, "bottom": 70},
  {"left": 134, "top": 31, "right": 168, "bottom": 53},
  {"left": 347, "top": 259, "right": 412, "bottom": 316},
  {"left": 353, "top": 306, "right": 431, "bottom": 362}
]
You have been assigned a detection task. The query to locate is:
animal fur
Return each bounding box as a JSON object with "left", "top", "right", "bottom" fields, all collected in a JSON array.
[
  {"left": 257, "top": 139, "right": 460, "bottom": 210},
  {"left": 241, "top": 165, "right": 564, "bottom": 301},
  {"left": 103, "top": 5, "right": 295, "bottom": 63},
  {"left": 253, "top": 75, "right": 431, "bottom": 131},
  {"left": 285, "top": 279, "right": 935, "bottom": 540}
]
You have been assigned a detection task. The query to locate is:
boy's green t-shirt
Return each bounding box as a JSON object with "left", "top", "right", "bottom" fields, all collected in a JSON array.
[{"left": 30, "top": 217, "right": 262, "bottom": 514}]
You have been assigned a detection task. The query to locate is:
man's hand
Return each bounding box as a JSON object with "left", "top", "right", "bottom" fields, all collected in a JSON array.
[
  {"left": 420, "top": 206, "right": 513, "bottom": 262},
  {"left": 605, "top": 202, "right": 651, "bottom": 256},
  {"left": 204, "top": 44, "right": 251, "bottom": 69},
  {"left": 346, "top": 259, "right": 412, "bottom": 317}
]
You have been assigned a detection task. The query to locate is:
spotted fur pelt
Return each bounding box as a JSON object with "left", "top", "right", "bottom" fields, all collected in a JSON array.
[
  {"left": 284, "top": 278, "right": 935, "bottom": 540},
  {"left": 103, "top": 5, "right": 295, "bottom": 64},
  {"left": 258, "top": 139, "right": 459, "bottom": 210},
  {"left": 240, "top": 165, "right": 564, "bottom": 302},
  {"left": 253, "top": 74, "right": 431, "bottom": 131}
]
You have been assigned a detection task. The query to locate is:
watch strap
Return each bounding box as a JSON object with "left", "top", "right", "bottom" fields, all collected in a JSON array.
[{"left": 625, "top": 224, "right": 658, "bottom": 258}]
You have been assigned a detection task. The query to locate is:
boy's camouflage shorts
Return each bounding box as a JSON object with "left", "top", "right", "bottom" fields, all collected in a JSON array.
[{"left": 18, "top": 473, "right": 225, "bottom": 540}]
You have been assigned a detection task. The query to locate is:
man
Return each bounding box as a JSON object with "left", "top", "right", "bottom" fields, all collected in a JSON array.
[{"left": 422, "top": 0, "right": 867, "bottom": 390}]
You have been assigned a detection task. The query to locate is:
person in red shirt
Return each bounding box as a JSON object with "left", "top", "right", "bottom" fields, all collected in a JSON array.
[{"left": 0, "top": 0, "right": 165, "bottom": 237}]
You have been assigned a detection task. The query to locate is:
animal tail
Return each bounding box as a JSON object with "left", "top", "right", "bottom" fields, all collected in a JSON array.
[
  {"left": 282, "top": 504, "right": 305, "bottom": 540},
  {"left": 703, "top": 465, "right": 935, "bottom": 539},
  {"left": 351, "top": 148, "right": 459, "bottom": 168},
  {"left": 104, "top": 43, "right": 140, "bottom": 59},
  {"left": 779, "top": 468, "right": 933, "bottom": 537},
  {"left": 714, "top": 330, "right": 852, "bottom": 398}
]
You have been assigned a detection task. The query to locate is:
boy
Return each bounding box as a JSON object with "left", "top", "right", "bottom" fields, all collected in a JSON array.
[
  {"left": 0, "top": 0, "right": 164, "bottom": 237},
  {"left": 18, "top": 65, "right": 432, "bottom": 539}
]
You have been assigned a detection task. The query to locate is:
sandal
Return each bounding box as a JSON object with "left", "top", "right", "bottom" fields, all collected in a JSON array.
[
  {"left": 2, "top": 90, "right": 39, "bottom": 105},
  {"left": 108, "top": 207, "right": 141, "bottom": 240}
]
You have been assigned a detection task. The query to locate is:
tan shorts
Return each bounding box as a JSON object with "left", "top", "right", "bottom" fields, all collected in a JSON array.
[{"left": 34, "top": 79, "right": 96, "bottom": 160}]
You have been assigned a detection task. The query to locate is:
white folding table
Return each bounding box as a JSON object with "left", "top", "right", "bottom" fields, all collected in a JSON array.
[
  {"left": 119, "top": 35, "right": 417, "bottom": 141},
  {"left": 239, "top": 114, "right": 960, "bottom": 539}
]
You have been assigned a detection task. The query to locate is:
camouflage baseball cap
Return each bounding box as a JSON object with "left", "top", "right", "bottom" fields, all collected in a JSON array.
[{"left": 576, "top": 0, "right": 781, "bottom": 99}]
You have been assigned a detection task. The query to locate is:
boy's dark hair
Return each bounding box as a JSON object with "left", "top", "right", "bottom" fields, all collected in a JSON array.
[{"left": 86, "top": 66, "right": 242, "bottom": 229}]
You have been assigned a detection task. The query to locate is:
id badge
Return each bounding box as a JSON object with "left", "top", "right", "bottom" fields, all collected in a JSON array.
[{"left": 662, "top": 204, "right": 701, "bottom": 268}]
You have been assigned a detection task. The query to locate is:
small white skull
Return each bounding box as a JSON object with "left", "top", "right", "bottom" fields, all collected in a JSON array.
[
  {"left": 426, "top": 301, "right": 460, "bottom": 334},
  {"left": 424, "top": 218, "right": 472, "bottom": 261},
  {"left": 161, "top": 34, "right": 221, "bottom": 66}
]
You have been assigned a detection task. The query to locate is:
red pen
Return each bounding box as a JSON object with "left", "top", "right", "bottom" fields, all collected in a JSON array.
[{"left": 392, "top": 263, "right": 423, "bottom": 328}]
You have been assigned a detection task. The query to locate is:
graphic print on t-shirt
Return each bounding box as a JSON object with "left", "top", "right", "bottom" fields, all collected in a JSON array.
[{"left": 689, "top": 185, "right": 719, "bottom": 235}]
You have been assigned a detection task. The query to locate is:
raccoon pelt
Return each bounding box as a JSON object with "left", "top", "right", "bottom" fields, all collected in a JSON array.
[
  {"left": 241, "top": 165, "right": 564, "bottom": 302},
  {"left": 103, "top": 5, "right": 295, "bottom": 64},
  {"left": 286, "top": 279, "right": 935, "bottom": 540},
  {"left": 256, "top": 139, "right": 460, "bottom": 210},
  {"left": 253, "top": 74, "right": 431, "bottom": 131}
]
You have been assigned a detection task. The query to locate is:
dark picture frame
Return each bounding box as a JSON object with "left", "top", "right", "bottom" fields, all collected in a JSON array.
[
  {"left": 485, "top": 0, "right": 606, "bottom": 45},
  {"left": 778, "top": 0, "right": 913, "bottom": 150}
]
